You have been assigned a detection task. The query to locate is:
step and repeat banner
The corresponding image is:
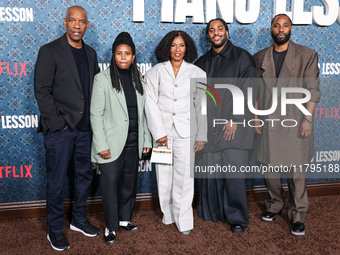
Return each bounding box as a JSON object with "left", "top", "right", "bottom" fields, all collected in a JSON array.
[{"left": 0, "top": 0, "right": 339, "bottom": 203}]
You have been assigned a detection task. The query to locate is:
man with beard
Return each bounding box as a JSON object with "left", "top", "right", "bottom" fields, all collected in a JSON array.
[
  {"left": 253, "top": 14, "right": 321, "bottom": 236},
  {"left": 195, "top": 18, "right": 258, "bottom": 233}
]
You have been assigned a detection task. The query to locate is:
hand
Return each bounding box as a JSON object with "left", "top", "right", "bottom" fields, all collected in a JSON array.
[
  {"left": 194, "top": 141, "right": 206, "bottom": 152},
  {"left": 143, "top": 147, "right": 151, "bottom": 154},
  {"left": 300, "top": 119, "right": 312, "bottom": 138},
  {"left": 254, "top": 118, "right": 261, "bottom": 134},
  {"left": 63, "top": 125, "right": 68, "bottom": 130},
  {"left": 157, "top": 136, "right": 168, "bottom": 147},
  {"left": 222, "top": 120, "right": 237, "bottom": 140},
  {"left": 99, "top": 149, "right": 111, "bottom": 159}
]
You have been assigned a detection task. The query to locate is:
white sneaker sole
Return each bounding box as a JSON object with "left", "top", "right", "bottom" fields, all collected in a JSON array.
[
  {"left": 261, "top": 216, "right": 276, "bottom": 222},
  {"left": 70, "top": 224, "right": 98, "bottom": 237},
  {"left": 47, "top": 234, "right": 70, "bottom": 251},
  {"left": 291, "top": 230, "right": 306, "bottom": 236}
]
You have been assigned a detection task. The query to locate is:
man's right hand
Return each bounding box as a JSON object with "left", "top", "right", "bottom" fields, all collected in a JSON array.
[{"left": 99, "top": 149, "right": 111, "bottom": 159}]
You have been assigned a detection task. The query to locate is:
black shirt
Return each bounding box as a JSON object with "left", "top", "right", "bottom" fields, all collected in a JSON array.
[
  {"left": 70, "top": 44, "right": 90, "bottom": 131},
  {"left": 118, "top": 66, "right": 138, "bottom": 132},
  {"left": 273, "top": 49, "right": 288, "bottom": 77}
]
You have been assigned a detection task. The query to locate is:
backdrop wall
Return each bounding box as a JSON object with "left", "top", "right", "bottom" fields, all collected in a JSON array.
[{"left": 0, "top": 0, "right": 339, "bottom": 204}]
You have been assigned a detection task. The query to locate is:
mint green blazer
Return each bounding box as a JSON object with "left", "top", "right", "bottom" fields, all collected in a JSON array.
[{"left": 90, "top": 68, "right": 152, "bottom": 164}]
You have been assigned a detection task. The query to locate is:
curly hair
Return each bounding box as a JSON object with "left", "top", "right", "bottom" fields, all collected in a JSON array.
[{"left": 155, "top": 30, "right": 198, "bottom": 63}]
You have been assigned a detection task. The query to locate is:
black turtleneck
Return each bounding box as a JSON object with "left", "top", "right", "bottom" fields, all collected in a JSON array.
[{"left": 117, "top": 66, "right": 138, "bottom": 132}]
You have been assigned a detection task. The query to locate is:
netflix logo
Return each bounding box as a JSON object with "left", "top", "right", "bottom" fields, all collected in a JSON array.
[
  {"left": 314, "top": 107, "right": 340, "bottom": 119},
  {"left": 0, "top": 165, "right": 32, "bottom": 178},
  {"left": 0, "top": 62, "right": 27, "bottom": 76}
]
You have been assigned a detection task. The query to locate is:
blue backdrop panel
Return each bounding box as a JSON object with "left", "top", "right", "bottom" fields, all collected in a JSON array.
[{"left": 0, "top": 0, "right": 339, "bottom": 203}]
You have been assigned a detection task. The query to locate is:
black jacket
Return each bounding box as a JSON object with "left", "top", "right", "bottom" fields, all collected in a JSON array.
[
  {"left": 195, "top": 41, "right": 258, "bottom": 151},
  {"left": 34, "top": 34, "right": 99, "bottom": 134}
]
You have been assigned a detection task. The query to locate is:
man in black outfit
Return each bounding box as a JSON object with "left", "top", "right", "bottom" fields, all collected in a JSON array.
[
  {"left": 34, "top": 5, "right": 100, "bottom": 251},
  {"left": 195, "top": 18, "right": 258, "bottom": 233}
]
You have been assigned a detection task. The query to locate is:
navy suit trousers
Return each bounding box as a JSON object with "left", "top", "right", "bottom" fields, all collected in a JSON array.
[{"left": 44, "top": 128, "right": 93, "bottom": 232}]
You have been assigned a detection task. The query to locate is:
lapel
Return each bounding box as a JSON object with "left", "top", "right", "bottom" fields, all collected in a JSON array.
[
  {"left": 136, "top": 79, "right": 144, "bottom": 123},
  {"left": 261, "top": 44, "right": 276, "bottom": 78},
  {"left": 60, "top": 34, "right": 82, "bottom": 91},
  {"left": 275, "top": 41, "right": 296, "bottom": 93},
  {"left": 164, "top": 61, "right": 175, "bottom": 80},
  {"left": 175, "top": 60, "right": 189, "bottom": 80},
  {"left": 84, "top": 44, "right": 94, "bottom": 95},
  {"left": 260, "top": 45, "right": 276, "bottom": 97},
  {"left": 104, "top": 70, "right": 128, "bottom": 117},
  {"left": 164, "top": 60, "right": 189, "bottom": 80},
  {"left": 277, "top": 41, "right": 296, "bottom": 79}
]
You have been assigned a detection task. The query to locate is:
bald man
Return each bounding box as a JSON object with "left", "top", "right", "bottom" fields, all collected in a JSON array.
[{"left": 34, "top": 5, "right": 100, "bottom": 251}]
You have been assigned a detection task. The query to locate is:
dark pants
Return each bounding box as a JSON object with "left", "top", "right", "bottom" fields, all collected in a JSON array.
[
  {"left": 199, "top": 149, "right": 249, "bottom": 228},
  {"left": 99, "top": 131, "right": 139, "bottom": 231},
  {"left": 44, "top": 128, "right": 93, "bottom": 232}
]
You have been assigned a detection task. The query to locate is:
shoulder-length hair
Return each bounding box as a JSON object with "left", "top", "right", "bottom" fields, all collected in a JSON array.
[
  {"left": 109, "top": 49, "right": 143, "bottom": 95},
  {"left": 155, "top": 30, "right": 198, "bottom": 63}
]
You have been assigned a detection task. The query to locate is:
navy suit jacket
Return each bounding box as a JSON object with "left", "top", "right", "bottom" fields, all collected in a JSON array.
[{"left": 34, "top": 34, "right": 99, "bottom": 134}]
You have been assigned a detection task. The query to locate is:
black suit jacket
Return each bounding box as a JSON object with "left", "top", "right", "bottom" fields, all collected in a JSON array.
[{"left": 34, "top": 34, "right": 99, "bottom": 134}]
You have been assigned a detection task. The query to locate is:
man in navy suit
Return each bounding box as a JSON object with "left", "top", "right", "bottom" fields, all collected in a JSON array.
[{"left": 34, "top": 5, "right": 100, "bottom": 251}]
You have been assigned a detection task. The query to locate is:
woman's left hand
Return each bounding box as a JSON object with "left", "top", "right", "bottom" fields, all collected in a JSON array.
[
  {"left": 194, "top": 141, "right": 206, "bottom": 152},
  {"left": 143, "top": 147, "right": 151, "bottom": 154}
]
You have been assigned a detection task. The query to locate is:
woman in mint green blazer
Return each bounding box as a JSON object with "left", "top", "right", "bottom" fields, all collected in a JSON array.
[{"left": 90, "top": 32, "right": 152, "bottom": 245}]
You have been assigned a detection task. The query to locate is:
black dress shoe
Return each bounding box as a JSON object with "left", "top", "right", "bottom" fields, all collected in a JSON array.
[
  {"left": 230, "top": 224, "right": 245, "bottom": 233},
  {"left": 120, "top": 223, "right": 138, "bottom": 232},
  {"left": 261, "top": 210, "right": 282, "bottom": 222},
  {"left": 104, "top": 232, "right": 116, "bottom": 245}
]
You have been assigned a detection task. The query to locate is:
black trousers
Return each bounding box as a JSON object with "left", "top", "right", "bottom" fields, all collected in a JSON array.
[
  {"left": 199, "top": 149, "right": 249, "bottom": 228},
  {"left": 99, "top": 131, "right": 139, "bottom": 231},
  {"left": 44, "top": 128, "right": 93, "bottom": 232}
]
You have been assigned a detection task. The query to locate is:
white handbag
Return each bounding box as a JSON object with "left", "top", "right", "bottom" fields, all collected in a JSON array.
[{"left": 150, "top": 146, "right": 172, "bottom": 165}]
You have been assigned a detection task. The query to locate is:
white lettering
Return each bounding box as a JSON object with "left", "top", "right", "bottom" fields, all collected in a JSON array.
[
  {"left": 274, "top": 0, "right": 292, "bottom": 19},
  {"left": 133, "top": 0, "right": 145, "bottom": 22},
  {"left": 1, "top": 115, "right": 39, "bottom": 129},
  {"left": 315, "top": 150, "right": 340, "bottom": 162},
  {"left": 292, "top": 0, "right": 312, "bottom": 24},
  {"left": 234, "top": 0, "right": 260, "bottom": 24},
  {"left": 161, "top": 0, "right": 173, "bottom": 22},
  {"left": 213, "top": 119, "right": 228, "bottom": 127},
  {"left": 248, "top": 87, "right": 278, "bottom": 115},
  {"left": 265, "top": 119, "right": 280, "bottom": 127},
  {"left": 0, "top": 7, "right": 33, "bottom": 22},
  {"left": 281, "top": 88, "right": 311, "bottom": 116},
  {"left": 174, "top": 0, "right": 204, "bottom": 23},
  {"left": 281, "top": 119, "right": 298, "bottom": 127},
  {"left": 205, "top": 0, "right": 233, "bottom": 23},
  {"left": 312, "top": 0, "right": 339, "bottom": 26},
  {"left": 214, "top": 84, "right": 245, "bottom": 115}
]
